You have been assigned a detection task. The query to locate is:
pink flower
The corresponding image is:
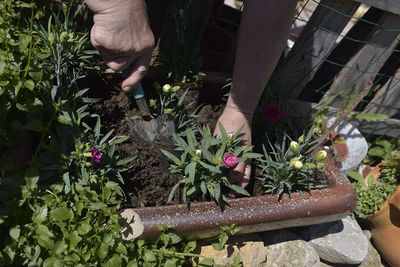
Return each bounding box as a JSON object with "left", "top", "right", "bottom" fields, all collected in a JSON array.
[
  {"left": 222, "top": 152, "right": 239, "bottom": 169},
  {"left": 262, "top": 102, "right": 286, "bottom": 124},
  {"left": 91, "top": 147, "right": 103, "bottom": 164}
]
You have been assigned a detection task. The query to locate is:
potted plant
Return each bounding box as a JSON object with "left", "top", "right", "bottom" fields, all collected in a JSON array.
[
  {"left": 119, "top": 95, "right": 356, "bottom": 239},
  {"left": 347, "top": 138, "right": 400, "bottom": 266}
]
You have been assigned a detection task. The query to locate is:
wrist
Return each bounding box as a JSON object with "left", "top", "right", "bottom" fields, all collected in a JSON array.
[{"left": 225, "top": 96, "right": 255, "bottom": 118}]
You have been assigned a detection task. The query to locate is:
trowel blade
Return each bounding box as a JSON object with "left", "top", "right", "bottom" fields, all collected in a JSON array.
[{"left": 127, "top": 116, "right": 175, "bottom": 143}]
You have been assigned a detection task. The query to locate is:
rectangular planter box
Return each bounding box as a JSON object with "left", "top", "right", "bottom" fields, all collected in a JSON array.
[{"left": 122, "top": 158, "right": 356, "bottom": 240}]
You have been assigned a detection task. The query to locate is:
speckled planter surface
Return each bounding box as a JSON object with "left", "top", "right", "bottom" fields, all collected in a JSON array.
[{"left": 123, "top": 159, "right": 356, "bottom": 239}]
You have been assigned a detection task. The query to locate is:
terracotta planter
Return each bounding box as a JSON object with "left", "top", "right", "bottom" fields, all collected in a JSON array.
[
  {"left": 121, "top": 158, "right": 356, "bottom": 240},
  {"left": 367, "top": 186, "right": 400, "bottom": 267}
]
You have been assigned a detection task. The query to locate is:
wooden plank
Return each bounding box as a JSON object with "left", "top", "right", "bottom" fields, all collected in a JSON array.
[
  {"left": 278, "top": 0, "right": 360, "bottom": 98},
  {"left": 363, "top": 68, "right": 400, "bottom": 116},
  {"left": 354, "top": 118, "right": 400, "bottom": 138},
  {"left": 353, "top": 0, "right": 400, "bottom": 16},
  {"left": 321, "top": 11, "right": 400, "bottom": 108},
  {"left": 287, "top": 98, "right": 400, "bottom": 138}
]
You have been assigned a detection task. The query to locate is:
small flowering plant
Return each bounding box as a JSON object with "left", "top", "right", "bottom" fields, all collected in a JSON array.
[
  {"left": 149, "top": 82, "right": 199, "bottom": 132},
  {"left": 161, "top": 124, "right": 261, "bottom": 209},
  {"left": 256, "top": 128, "right": 329, "bottom": 197}
]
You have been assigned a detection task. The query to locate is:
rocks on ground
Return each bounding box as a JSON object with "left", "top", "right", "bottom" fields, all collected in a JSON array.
[{"left": 199, "top": 217, "right": 385, "bottom": 267}]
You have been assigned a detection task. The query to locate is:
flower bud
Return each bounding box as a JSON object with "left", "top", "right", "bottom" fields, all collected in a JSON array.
[
  {"left": 48, "top": 33, "right": 55, "bottom": 44},
  {"left": 149, "top": 99, "right": 157, "bottom": 107},
  {"left": 162, "top": 84, "right": 172, "bottom": 93},
  {"left": 290, "top": 157, "right": 303, "bottom": 169},
  {"left": 293, "top": 160, "right": 303, "bottom": 169},
  {"left": 195, "top": 149, "right": 202, "bottom": 157},
  {"left": 164, "top": 108, "right": 173, "bottom": 115},
  {"left": 60, "top": 31, "right": 69, "bottom": 41},
  {"left": 172, "top": 86, "right": 180, "bottom": 93},
  {"left": 227, "top": 133, "right": 233, "bottom": 144},
  {"left": 315, "top": 150, "right": 327, "bottom": 162},
  {"left": 83, "top": 152, "right": 92, "bottom": 158},
  {"left": 289, "top": 141, "right": 300, "bottom": 153},
  {"left": 304, "top": 163, "right": 316, "bottom": 170}
]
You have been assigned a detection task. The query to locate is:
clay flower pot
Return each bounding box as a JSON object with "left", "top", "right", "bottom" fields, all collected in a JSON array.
[
  {"left": 121, "top": 158, "right": 356, "bottom": 240},
  {"left": 367, "top": 186, "right": 400, "bottom": 267}
]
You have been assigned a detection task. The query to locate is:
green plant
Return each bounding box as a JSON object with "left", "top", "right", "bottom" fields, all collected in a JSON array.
[
  {"left": 256, "top": 129, "right": 329, "bottom": 198},
  {"left": 312, "top": 89, "right": 389, "bottom": 139},
  {"left": 363, "top": 138, "right": 400, "bottom": 167},
  {"left": 210, "top": 224, "right": 240, "bottom": 251},
  {"left": 149, "top": 82, "right": 199, "bottom": 133},
  {"left": 348, "top": 166, "right": 398, "bottom": 219},
  {"left": 348, "top": 138, "right": 400, "bottom": 218},
  {"left": 155, "top": 0, "right": 202, "bottom": 84},
  {"left": 0, "top": 0, "right": 50, "bottom": 150},
  {"left": 162, "top": 124, "right": 261, "bottom": 209}
]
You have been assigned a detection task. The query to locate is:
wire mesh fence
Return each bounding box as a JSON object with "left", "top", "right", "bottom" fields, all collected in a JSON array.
[{"left": 277, "top": 0, "right": 400, "bottom": 138}]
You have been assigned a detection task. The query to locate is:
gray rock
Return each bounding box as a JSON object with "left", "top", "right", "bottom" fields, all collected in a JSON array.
[
  {"left": 261, "top": 230, "right": 320, "bottom": 267},
  {"left": 320, "top": 241, "right": 384, "bottom": 267},
  {"left": 200, "top": 233, "right": 268, "bottom": 266},
  {"left": 306, "top": 216, "right": 369, "bottom": 264},
  {"left": 360, "top": 242, "right": 384, "bottom": 267},
  {"left": 363, "top": 230, "right": 372, "bottom": 240}
]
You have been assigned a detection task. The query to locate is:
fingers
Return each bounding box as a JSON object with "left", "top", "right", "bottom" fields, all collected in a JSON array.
[
  {"left": 121, "top": 50, "right": 152, "bottom": 92},
  {"left": 229, "top": 160, "right": 251, "bottom": 188}
]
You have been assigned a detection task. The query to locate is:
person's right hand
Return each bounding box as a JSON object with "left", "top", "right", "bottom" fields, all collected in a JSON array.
[{"left": 86, "top": 0, "right": 155, "bottom": 92}]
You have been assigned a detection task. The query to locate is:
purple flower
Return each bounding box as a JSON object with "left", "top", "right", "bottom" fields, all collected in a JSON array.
[
  {"left": 91, "top": 147, "right": 103, "bottom": 164},
  {"left": 262, "top": 102, "right": 286, "bottom": 124},
  {"left": 222, "top": 152, "right": 239, "bottom": 169}
]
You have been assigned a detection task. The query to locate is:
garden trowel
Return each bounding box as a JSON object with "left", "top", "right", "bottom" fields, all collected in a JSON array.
[{"left": 126, "top": 83, "right": 175, "bottom": 143}]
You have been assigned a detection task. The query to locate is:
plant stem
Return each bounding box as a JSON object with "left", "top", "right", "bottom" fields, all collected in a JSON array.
[
  {"left": 22, "top": 6, "right": 35, "bottom": 81},
  {"left": 32, "top": 107, "right": 58, "bottom": 160}
]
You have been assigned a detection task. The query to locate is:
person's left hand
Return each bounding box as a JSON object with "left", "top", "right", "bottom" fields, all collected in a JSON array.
[{"left": 214, "top": 106, "right": 252, "bottom": 189}]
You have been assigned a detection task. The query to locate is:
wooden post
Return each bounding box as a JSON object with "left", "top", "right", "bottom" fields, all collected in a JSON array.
[
  {"left": 278, "top": 0, "right": 360, "bottom": 98},
  {"left": 320, "top": 11, "right": 400, "bottom": 108},
  {"left": 363, "top": 69, "right": 400, "bottom": 117},
  {"left": 353, "top": 0, "right": 400, "bottom": 16}
]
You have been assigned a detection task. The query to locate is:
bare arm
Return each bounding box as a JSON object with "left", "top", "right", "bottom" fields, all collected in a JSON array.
[
  {"left": 216, "top": 0, "right": 297, "bottom": 187},
  {"left": 227, "top": 0, "right": 297, "bottom": 115}
]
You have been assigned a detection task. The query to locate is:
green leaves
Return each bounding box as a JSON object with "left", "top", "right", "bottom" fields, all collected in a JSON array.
[
  {"left": 50, "top": 206, "right": 72, "bottom": 221},
  {"left": 9, "top": 226, "right": 20, "bottom": 240},
  {"left": 352, "top": 113, "right": 389, "bottom": 122},
  {"left": 257, "top": 132, "right": 328, "bottom": 197},
  {"left": 162, "top": 125, "right": 255, "bottom": 208}
]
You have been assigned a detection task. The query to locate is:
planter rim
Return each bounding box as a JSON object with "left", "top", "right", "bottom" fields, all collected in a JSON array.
[{"left": 122, "top": 158, "right": 356, "bottom": 239}]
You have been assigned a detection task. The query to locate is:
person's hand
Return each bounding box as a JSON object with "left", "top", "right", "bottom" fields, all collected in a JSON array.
[
  {"left": 214, "top": 106, "right": 252, "bottom": 189},
  {"left": 86, "top": 0, "right": 155, "bottom": 91}
]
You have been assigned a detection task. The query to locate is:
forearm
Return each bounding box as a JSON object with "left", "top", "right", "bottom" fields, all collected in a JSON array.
[{"left": 227, "top": 0, "right": 297, "bottom": 114}]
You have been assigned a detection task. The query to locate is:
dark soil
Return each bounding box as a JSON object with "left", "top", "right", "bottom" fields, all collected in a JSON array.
[{"left": 86, "top": 72, "right": 226, "bottom": 208}]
